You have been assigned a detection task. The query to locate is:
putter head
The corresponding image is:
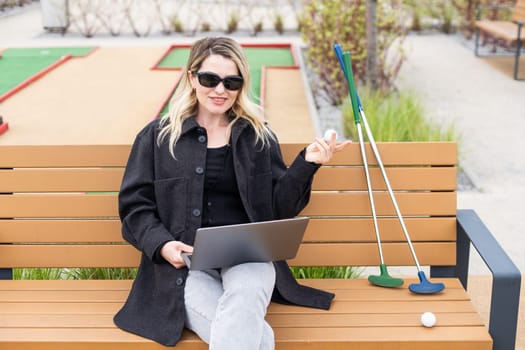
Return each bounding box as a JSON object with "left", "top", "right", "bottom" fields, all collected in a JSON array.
[
  {"left": 409, "top": 271, "right": 445, "bottom": 294},
  {"left": 368, "top": 264, "right": 404, "bottom": 288}
]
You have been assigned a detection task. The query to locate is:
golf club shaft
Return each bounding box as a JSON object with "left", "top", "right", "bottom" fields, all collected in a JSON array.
[
  {"left": 356, "top": 121, "right": 385, "bottom": 264},
  {"left": 358, "top": 104, "right": 423, "bottom": 271},
  {"left": 334, "top": 43, "right": 423, "bottom": 272},
  {"left": 338, "top": 47, "right": 387, "bottom": 266}
]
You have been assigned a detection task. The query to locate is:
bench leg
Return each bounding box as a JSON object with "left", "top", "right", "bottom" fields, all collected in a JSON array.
[
  {"left": 457, "top": 210, "right": 521, "bottom": 350},
  {"left": 514, "top": 23, "right": 523, "bottom": 80},
  {"left": 0, "top": 268, "right": 13, "bottom": 280},
  {"left": 429, "top": 266, "right": 456, "bottom": 279},
  {"left": 475, "top": 27, "right": 481, "bottom": 56}
]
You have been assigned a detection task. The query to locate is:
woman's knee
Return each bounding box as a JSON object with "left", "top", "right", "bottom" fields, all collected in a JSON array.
[{"left": 222, "top": 262, "right": 276, "bottom": 300}]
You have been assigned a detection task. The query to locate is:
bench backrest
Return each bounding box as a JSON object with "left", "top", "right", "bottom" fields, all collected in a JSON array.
[
  {"left": 513, "top": 0, "right": 525, "bottom": 22},
  {"left": 0, "top": 142, "right": 457, "bottom": 272}
]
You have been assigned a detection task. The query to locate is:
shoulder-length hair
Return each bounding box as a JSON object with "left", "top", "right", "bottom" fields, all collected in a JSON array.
[{"left": 158, "top": 37, "right": 273, "bottom": 157}]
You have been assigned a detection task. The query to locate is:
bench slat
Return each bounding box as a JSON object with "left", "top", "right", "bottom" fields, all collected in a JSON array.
[
  {"left": 0, "top": 299, "right": 479, "bottom": 315},
  {"left": 0, "top": 192, "right": 456, "bottom": 218},
  {"left": 0, "top": 168, "right": 124, "bottom": 193},
  {"left": 0, "top": 194, "right": 118, "bottom": 218},
  {"left": 0, "top": 145, "right": 131, "bottom": 168},
  {"left": 304, "top": 217, "right": 456, "bottom": 242},
  {"left": 0, "top": 219, "right": 123, "bottom": 243},
  {"left": 291, "top": 242, "right": 455, "bottom": 266},
  {"left": 0, "top": 217, "right": 456, "bottom": 243},
  {"left": 0, "top": 312, "right": 485, "bottom": 328},
  {"left": 0, "top": 143, "right": 456, "bottom": 168},
  {"left": 0, "top": 245, "right": 140, "bottom": 268},
  {"left": 301, "top": 192, "right": 457, "bottom": 217},
  {"left": 0, "top": 242, "right": 455, "bottom": 268},
  {"left": 0, "top": 278, "right": 465, "bottom": 291},
  {"left": 513, "top": 0, "right": 525, "bottom": 22},
  {"left": 281, "top": 142, "right": 457, "bottom": 166},
  {"left": 475, "top": 20, "right": 524, "bottom": 43},
  {"left": 0, "top": 327, "right": 491, "bottom": 350},
  {"left": 0, "top": 166, "right": 455, "bottom": 192},
  {"left": 313, "top": 166, "right": 456, "bottom": 191},
  {"left": 0, "top": 286, "right": 470, "bottom": 303}
]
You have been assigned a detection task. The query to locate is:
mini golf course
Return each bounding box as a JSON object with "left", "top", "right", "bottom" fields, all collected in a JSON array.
[{"left": 0, "top": 44, "right": 315, "bottom": 145}]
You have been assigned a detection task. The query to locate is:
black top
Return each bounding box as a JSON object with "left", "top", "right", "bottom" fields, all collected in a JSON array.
[{"left": 202, "top": 145, "right": 249, "bottom": 227}]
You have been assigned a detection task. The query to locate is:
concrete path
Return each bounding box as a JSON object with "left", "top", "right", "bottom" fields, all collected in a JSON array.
[
  {"left": 397, "top": 35, "right": 525, "bottom": 349},
  {"left": 397, "top": 34, "right": 525, "bottom": 276}
]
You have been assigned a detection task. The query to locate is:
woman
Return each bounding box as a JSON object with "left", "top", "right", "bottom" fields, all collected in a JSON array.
[{"left": 114, "top": 37, "right": 350, "bottom": 349}]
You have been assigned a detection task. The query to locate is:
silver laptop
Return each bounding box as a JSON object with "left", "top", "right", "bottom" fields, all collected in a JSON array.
[{"left": 182, "top": 217, "right": 309, "bottom": 270}]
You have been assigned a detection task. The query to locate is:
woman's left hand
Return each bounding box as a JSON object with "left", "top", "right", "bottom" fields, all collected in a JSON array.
[{"left": 305, "top": 132, "right": 352, "bottom": 165}]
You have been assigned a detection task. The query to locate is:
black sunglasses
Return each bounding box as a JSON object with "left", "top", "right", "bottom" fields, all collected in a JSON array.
[{"left": 192, "top": 71, "right": 243, "bottom": 91}]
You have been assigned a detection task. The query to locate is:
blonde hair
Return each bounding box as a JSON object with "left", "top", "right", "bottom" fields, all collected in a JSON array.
[{"left": 158, "top": 37, "right": 273, "bottom": 156}]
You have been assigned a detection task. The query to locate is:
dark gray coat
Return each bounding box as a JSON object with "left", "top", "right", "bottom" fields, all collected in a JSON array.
[{"left": 114, "top": 117, "right": 334, "bottom": 346}]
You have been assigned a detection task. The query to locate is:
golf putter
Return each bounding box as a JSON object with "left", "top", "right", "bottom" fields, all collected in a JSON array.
[
  {"left": 336, "top": 46, "right": 403, "bottom": 288},
  {"left": 357, "top": 95, "right": 444, "bottom": 294},
  {"left": 335, "top": 43, "right": 444, "bottom": 294}
]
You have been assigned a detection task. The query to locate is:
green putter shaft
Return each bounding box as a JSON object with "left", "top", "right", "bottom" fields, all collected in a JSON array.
[{"left": 342, "top": 51, "right": 361, "bottom": 125}]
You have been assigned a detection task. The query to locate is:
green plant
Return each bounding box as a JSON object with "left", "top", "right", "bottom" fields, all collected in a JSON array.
[
  {"left": 201, "top": 22, "right": 211, "bottom": 32},
  {"left": 274, "top": 13, "right": 284, "bottom": 34},
  {"left": 170, "top": 15, "right": 184, "bottom": 33},
  {"left": 408, "top": 1, "right": 423, "bottom": 32},
  {"left": 300, "top": 0, "right": 408, "bottom": 105},
  {"left": 291, "top": 266, "right": 362, "bottom": 279},
  {"left": 342, "top": 88, "right": 458, "bottom": 142},
  {"left": 67, "top": 268, "right": 138, "bottom": 280},
  {"left": 441, "top": 2, "right": 456, "bottom": 33},
  {"left": 14, "top": 268, "right": 137, "bottom": 280},
  {"left": 252, "top": 21, "right": 263, "bottom": 36},
  {"left": 226, "top": 12, "right": 238, "bottom": 34},
  {"left": 14, "top": 268, "right": 69, "bottom": 280}
]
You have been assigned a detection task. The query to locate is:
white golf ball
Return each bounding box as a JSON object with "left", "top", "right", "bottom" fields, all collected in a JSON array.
[
  {"left": 323, "top": 129, "right": 337, "bottom": 142},
  {"left": 420, "top": 312, "right": 436, "bottom": 327}
]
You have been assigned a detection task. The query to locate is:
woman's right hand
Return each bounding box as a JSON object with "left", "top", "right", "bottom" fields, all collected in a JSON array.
[{"left": 160, "top": 241, "right": 194, "bottom": 269}]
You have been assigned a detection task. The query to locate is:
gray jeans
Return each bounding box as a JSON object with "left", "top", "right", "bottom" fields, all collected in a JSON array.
[{"left": 184, "top": 262, "right": 276, "bottom": 350}]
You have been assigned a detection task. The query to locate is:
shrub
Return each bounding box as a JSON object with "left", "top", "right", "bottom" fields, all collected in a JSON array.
[
  {"left": 300, "top": 0, "right": 408, "bottom": 105},
  {"left": 342, "top": 88, "right": 458, "bottom": 142},
  {"left": 291, "top": 266, "right": 363, "bottom": 279},
  {"left": 274, "top": 13, "right": 284, "bottom": 34},
  {"left": 226, "top": 12, "right": 238, "bottom": 34},
  {"left": 14, "top": 268, "right": 137, "bottom": 280},
  {"left": 252, "top": 21, "right": 263, "bottom": 36}
]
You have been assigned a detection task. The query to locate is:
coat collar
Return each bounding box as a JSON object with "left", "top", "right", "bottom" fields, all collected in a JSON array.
[
  {"left": 180, "top": 116, "right": 250, "bottom": 145},
  {"left": 180, "top": 117, "right": 201, "bottom": 135}
]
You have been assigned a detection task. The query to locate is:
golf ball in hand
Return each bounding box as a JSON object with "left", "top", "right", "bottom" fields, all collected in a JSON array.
[
  {"left": 323, "top": 129, "right": 337, "bottom": 142},
  {"left": 420, "top": 312, "right": 436, "bottom": 327}
]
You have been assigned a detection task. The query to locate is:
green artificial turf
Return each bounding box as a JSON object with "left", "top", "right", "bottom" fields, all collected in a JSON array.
[
  {"left": 157, "top": 47, "right": 295, "bottom": 102},
  {"left": 0, "top": 47, "right": 94, "bottom": 96}
]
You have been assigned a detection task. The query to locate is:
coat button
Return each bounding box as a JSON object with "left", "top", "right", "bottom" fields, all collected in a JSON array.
[
  {"left": 192, "top": 209, "right": 201, "bottom": 217},
  {"left": 176, "top": 278, "right": 184, "bottom": 286},
  {"left": 198, "top": 135, "right": 206, "bottom": 143},
  {"left": 195, "top": 166, "right": 204, "bottom": 174}
]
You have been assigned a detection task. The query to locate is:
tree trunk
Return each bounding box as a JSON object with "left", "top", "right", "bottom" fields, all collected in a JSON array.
[{"left": 366, "top": 0, "right": 378, "bottom": 89}]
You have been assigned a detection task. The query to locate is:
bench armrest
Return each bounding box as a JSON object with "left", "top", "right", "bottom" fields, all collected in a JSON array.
[
  {"left": 476, "top": 4, "right": 514, "bottom": 20},
  {"left": 456, "top": 209, "right": 521, "bottom": 350}
]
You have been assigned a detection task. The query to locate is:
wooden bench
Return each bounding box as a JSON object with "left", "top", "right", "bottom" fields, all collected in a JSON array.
[
  {"left": 0, "top": 142, "right": 520, "bottom": 350},
  {"left": 474, "top": 0, "right": 525, "bottom": 80}
]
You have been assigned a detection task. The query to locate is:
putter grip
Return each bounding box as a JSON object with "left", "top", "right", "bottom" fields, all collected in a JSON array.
[{"left": 342, "top": 52, "right": 361, "bottom": 124}]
